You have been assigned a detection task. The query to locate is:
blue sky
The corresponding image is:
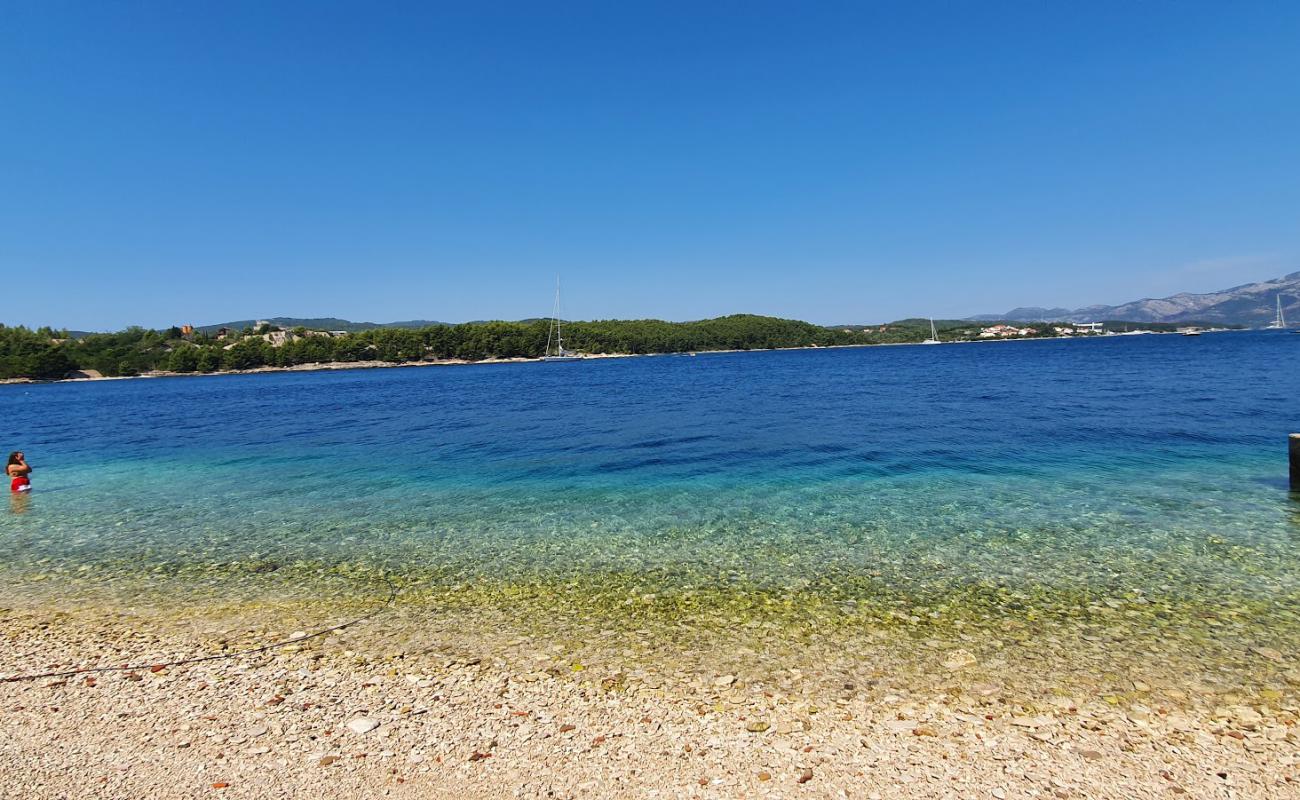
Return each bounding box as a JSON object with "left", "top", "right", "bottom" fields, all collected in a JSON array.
[{"left": 3, "top": 1, "right": 1298, "bottom": 329}]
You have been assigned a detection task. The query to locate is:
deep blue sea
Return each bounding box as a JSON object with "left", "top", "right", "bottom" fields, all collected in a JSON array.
[{"left": 3, "top": 331, "right": 1298, "bottom": 693}]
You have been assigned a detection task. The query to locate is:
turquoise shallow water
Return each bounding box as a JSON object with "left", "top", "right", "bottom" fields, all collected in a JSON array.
[{"left": 2, "top": 331, "right": 1299, "bottom": 693}]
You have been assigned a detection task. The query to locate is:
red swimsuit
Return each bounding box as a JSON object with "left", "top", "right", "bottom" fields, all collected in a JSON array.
[{"left": 9, "top": 475, "right": 29, "bottom": 492}]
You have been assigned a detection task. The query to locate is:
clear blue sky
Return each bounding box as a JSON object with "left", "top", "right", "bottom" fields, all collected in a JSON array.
[{"left": 3, "top": 1, "right": 1298, "bottom": 330}]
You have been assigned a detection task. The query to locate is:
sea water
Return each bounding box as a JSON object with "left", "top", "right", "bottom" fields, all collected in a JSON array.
[{"left": 2, "top": 331, "right": 1298, "bottom": 697}]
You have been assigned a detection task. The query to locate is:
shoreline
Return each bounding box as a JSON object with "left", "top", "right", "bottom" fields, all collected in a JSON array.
[
  {"left": 0, "top": 328, "right": 1237, "bottom": 387},
  {"left": 0, "top": 352, "right": 643, "bottom": 386},
  {"left": 2, "top": 601, "right": 1296, "bottom": 798},
  {"left": 9, "top": 569, "right": 1296, "bottom": 708}
]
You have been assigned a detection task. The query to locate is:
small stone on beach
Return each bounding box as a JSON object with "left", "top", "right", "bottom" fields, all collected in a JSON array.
[{"left": 346, "top": 717, "right": 380, "bottom": 735}]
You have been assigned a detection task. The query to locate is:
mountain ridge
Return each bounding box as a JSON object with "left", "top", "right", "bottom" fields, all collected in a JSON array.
[{"left": 968, "top": 271, "right": 1300, "bottom": 324}]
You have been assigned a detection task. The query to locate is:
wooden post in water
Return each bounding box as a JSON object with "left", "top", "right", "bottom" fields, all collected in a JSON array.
[{"left": 1292, "top": 434, "right": 1300, "bottom": 491}]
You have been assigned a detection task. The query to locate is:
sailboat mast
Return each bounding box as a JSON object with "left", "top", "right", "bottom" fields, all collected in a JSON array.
[
  {"left": 1270, "top": 293, "right": 1287, "bottom": 329},
  {"left": 544, "top": 285, "right": 555, "bottom": 357},
  {"left": 554, "top": 276, "right": 563, "bottom": 356}
]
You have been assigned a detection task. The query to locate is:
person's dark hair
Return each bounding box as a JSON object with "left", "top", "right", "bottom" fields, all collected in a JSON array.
[{"left": 7, "top": 452, "right": 22, "bottom": 467}]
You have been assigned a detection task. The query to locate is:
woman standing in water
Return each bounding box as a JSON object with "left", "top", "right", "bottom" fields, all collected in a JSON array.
[{"left": 7, "top": 451, "right": 32, "bottom": 493}]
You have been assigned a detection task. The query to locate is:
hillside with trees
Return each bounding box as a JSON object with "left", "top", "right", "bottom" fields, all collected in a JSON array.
[
  {"left": 1, "top": 315, "right": 876, "bottom": 380},
  {"left": 6, "top": 315, "right": 1228, "bottom": 382}
]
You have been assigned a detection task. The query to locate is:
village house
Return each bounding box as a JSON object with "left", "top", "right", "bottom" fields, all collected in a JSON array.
[{"left": 978, "top": 324, "right": 1033, "bottom": 338}]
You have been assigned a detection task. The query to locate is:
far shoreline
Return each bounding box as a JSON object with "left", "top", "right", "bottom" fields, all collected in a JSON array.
[{"left": 0, "top": 328, "right": 1238, "bottom": 386}]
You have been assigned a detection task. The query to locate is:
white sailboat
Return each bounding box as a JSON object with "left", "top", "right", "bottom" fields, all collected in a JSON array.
[
  {"left": 1266, "top": 294, "right": 1288, "bottom": 329},
  {"left": 920, "top": 318, "right": 941, "bottom": 345},
  {"left": 542, "top": 277, "right": 583, "bottom": 362}
]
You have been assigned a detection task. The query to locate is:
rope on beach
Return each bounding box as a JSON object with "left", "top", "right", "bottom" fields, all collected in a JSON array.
[{"left": 0, "top": 573, "right": 399, "bottom": 684}]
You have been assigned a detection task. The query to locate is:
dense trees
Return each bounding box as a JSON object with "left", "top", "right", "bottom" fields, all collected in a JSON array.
[
  {"left": 0, "top": 325, "right": 75, "bottom": 380},
  {"left": 1, "top": 315, "right": 976, "bottom": 381}
]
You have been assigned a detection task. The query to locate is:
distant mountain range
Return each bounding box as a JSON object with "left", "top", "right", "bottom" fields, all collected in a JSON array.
[
  {"left": 59, "top": 271, "right": 1299, "bottom": 336},
  {"left": 969, "top": 271, "right": 1300, "bottom": 325}
]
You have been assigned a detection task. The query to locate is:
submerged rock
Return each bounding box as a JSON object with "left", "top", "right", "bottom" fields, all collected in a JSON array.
[
  {"left": 941, "top": 650, "right": 977, "bottom": 670},
  {"left": 1249, "top": 646, "right": 1283, "bottom": 663}
]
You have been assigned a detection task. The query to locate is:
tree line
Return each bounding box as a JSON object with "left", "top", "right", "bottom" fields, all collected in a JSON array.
[
  {"left": 1, "top": 315, "right": 887, "bottom": 380},
  {"left": 8, "top": 315, "right": 1177, "bottom": 381}
]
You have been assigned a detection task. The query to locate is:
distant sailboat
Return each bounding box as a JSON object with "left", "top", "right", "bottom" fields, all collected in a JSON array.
[
  {"left": 1266, "top": 294, "right": 1288, "bottom": 330},
  {"left": 542, "top": 277, "right": 583, "bottom": 362},
  {"left": 921, "top": 318, "right": 942, "bottom": 345}
]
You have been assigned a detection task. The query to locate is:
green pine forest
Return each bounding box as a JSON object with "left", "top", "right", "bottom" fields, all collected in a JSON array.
[{"left": 0, "top": 316, "right": 1210, "bottom": 381}]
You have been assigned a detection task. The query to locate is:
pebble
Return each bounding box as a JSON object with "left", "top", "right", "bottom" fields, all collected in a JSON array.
[
  {"left": 1249, "top": 647, "right": 1282, "bottom": 662},
  {"left": 346, "top": 717, "right": 380, "bottom": 735},
  {"left": 1220, "top": 706, "right": 1263, "bottom": 730}
]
